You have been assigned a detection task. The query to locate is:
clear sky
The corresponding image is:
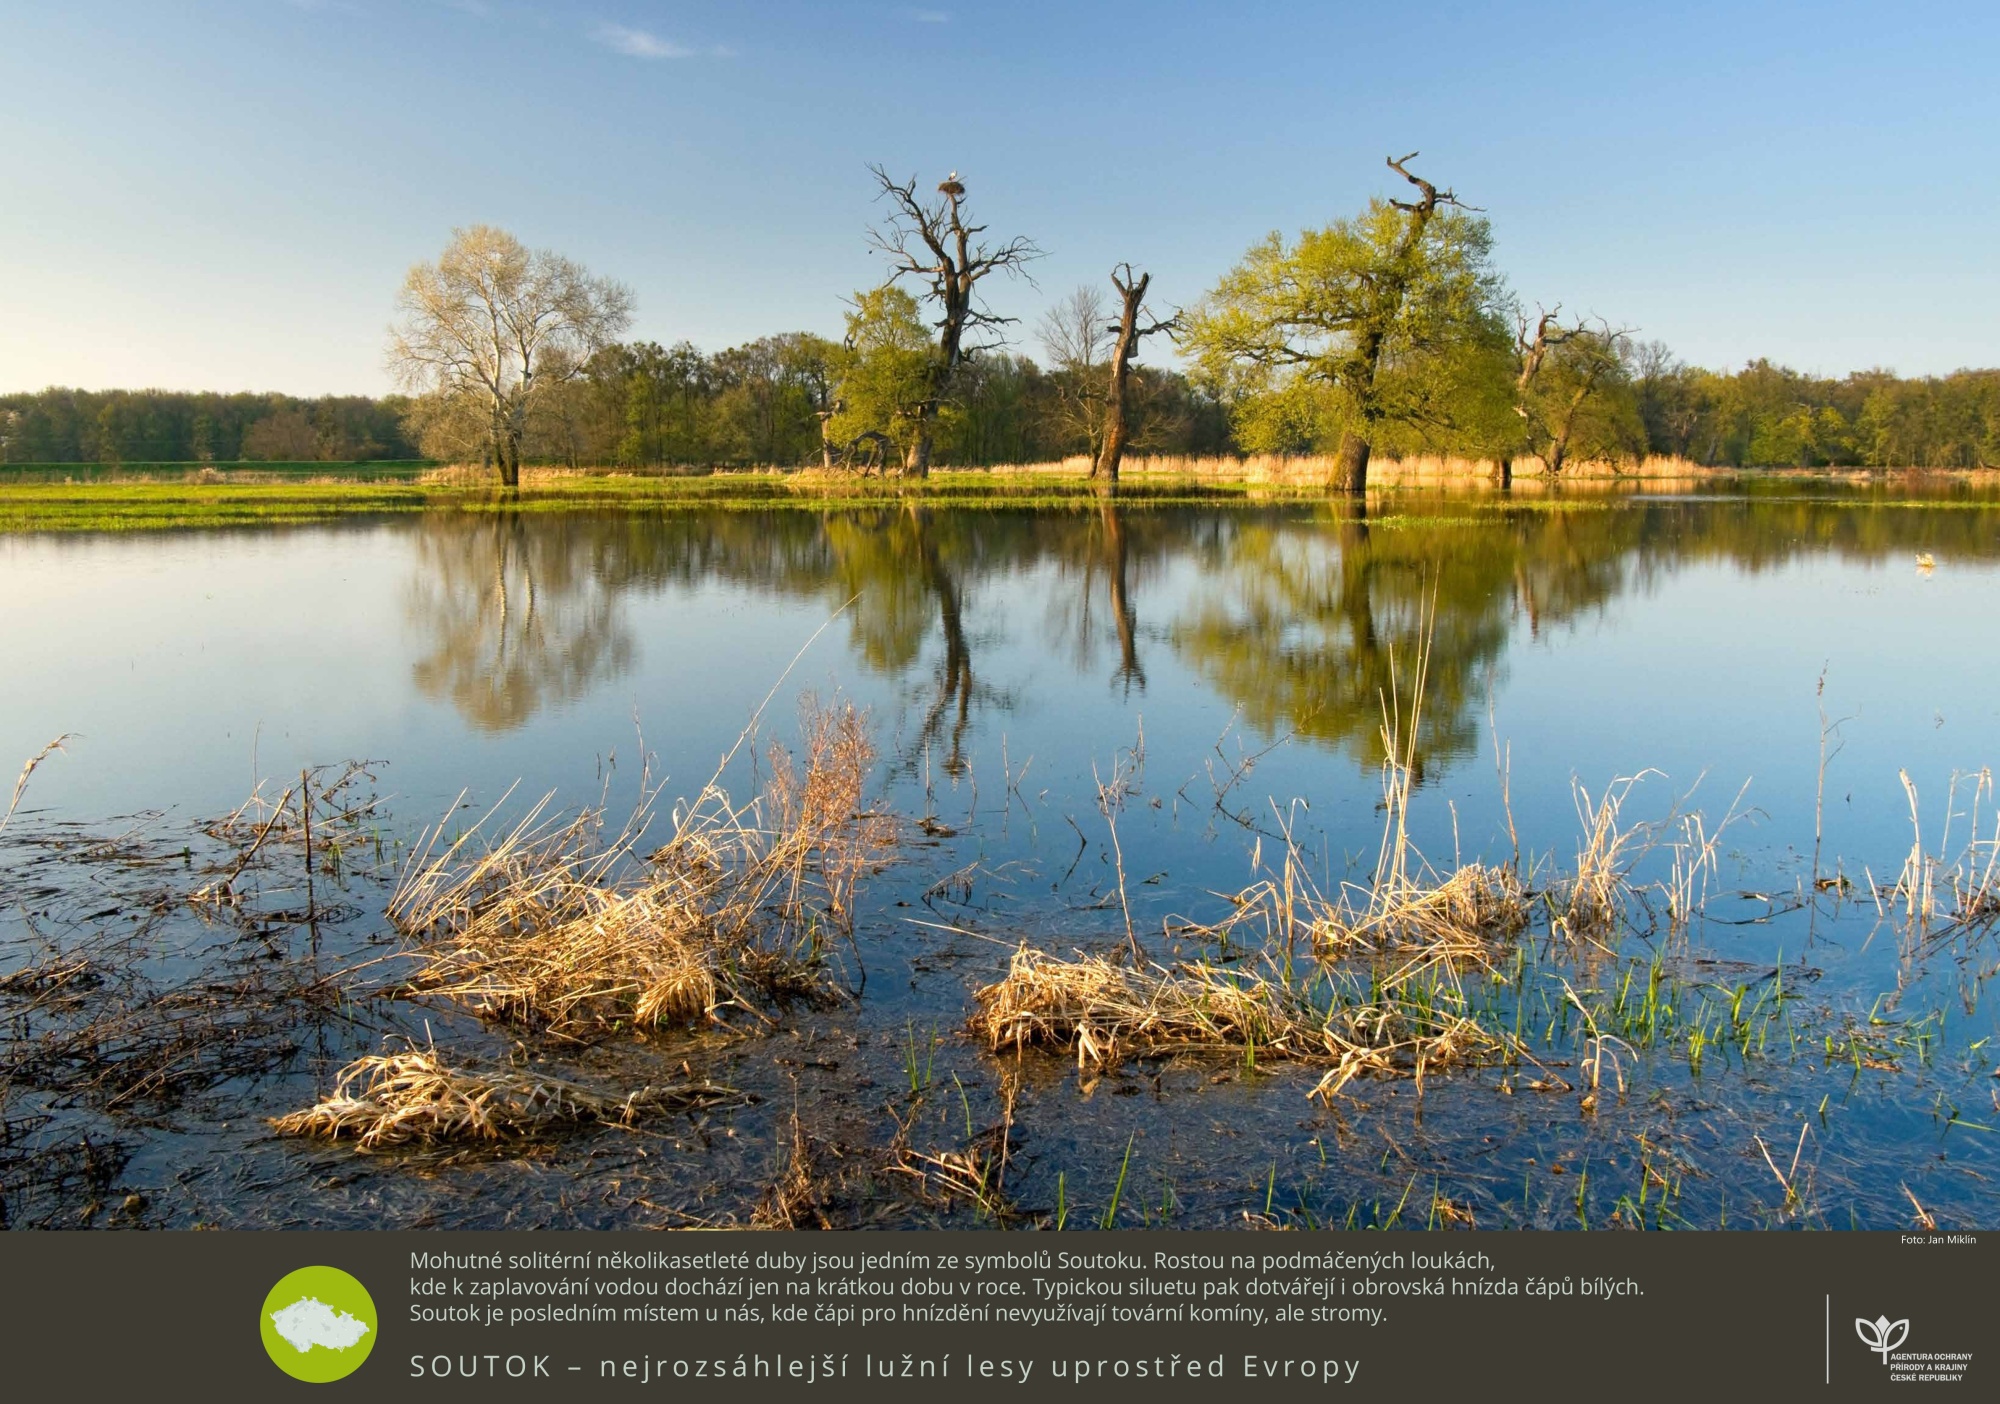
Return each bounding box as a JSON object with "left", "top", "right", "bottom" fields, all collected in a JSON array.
[{"left": 2, "top": 0, "right": 1995, "bottom": 395}]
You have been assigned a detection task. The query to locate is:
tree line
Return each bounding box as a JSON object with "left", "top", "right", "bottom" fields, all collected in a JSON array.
[
  {"left": 9, "top": 352, "right": 1993, "bottom": 475},
  {"left": 6, "top": 156, "right": 1997, "bottom": 477},
  {"left": 0, "top": 389, "right": 420, "bottom": 464}
]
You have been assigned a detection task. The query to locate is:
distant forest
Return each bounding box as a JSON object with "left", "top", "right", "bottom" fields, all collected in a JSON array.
[{"left": 5, "top": 349, "right": 1997, "bottom": 472}]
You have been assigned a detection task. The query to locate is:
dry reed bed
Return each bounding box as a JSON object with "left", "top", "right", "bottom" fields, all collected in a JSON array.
[
  {"left": 975, "top": 452, "right": 1730, "bottom": 485},
  {"left": 388, "top": 699, "right": 888, "bottom": 1036},
  {"left": 270, "top": 1047, "right": 744, "bottom": 1150}
]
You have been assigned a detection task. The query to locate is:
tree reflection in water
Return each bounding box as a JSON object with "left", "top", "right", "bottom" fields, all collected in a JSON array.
[
  {"left": 405, "top": 515, "right": 633, "bottom": 731},
  {"left": 397, "top": 492, "right": 2000, "bottom": 780}
]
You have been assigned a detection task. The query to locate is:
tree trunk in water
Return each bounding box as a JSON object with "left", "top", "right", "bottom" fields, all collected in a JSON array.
[
  {"left": 1331, "top": 431, "right": 1370, "bottom": 494},
  {"left": 1492, "top": 456, "right": 1513, "bottom": 488},
  {"left": 1101, "top": 501, "right": 1143, "bottom": 691},
  {"left": 910, "top": 509, "right": 970, "bottom": 772}
]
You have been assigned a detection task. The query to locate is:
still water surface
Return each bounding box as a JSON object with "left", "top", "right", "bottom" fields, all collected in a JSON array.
[{"left": 2, "top": 486, "right": 1996, "bottom": 1228}]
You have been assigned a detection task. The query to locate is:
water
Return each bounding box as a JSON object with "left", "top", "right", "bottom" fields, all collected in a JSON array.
[{"left": 2, "top": 484, "right": 1996, "bottom": 1229}]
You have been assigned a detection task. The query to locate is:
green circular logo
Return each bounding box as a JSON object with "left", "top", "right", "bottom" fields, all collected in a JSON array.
[{"left": 260, "top": 1265, "right": 378, "bottom": 1383}]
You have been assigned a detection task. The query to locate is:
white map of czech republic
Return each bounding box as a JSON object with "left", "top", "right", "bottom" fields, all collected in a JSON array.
[{"left": 269, "top": 1296, "right": 373, "bottom": 1354}]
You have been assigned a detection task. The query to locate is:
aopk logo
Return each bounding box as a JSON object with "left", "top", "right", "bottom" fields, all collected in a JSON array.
[{"left": 1855, "top": 1315, "right": 1909, "bottom": 1365}]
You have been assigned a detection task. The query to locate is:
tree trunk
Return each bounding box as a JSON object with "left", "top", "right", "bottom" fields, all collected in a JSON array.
[
  {"left": 1094, "top": 269, "right": 1151, "bottom": 489},
  {"left": 1331, "top": 431, "right": 1371, "bottom": 494},
  {"left": 1094, "top": 390, "right": 1129, "bottom": 488},
  {"left": 498, "top": 431, "right": 522, "bottom": 488},
  {"left": 903, "top": 406, "right": 934, "bottom": 479},
  {"left": 1492, "top": 456, "right": 1513, "bottom": 488},
  {"left": 1547, "top": 397, "right": 1583, "bottom": 476}
]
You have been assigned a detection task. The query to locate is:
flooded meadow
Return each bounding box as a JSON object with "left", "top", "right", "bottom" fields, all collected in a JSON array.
[{"left": 2, "top": 480, "right": 1997, "bottom": 1230}]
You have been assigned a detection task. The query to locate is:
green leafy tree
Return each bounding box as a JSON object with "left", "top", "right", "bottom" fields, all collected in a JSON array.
[
  {"left": 1515, "top": 320, "right": 1643, "bottom": 474},
  {"left": 829, "top": 286, "right": 934, "bottom": 468},
  {"left": 1183, "top": 154, "right": 1502, "bottom": 491},
  {"left": 710, "top": 333, "right": 839, "bottom": 466}
]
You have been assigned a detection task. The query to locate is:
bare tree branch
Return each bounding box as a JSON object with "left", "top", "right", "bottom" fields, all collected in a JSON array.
[{"left": 864, "top": 165, "right": 1042, "bottom": 475}]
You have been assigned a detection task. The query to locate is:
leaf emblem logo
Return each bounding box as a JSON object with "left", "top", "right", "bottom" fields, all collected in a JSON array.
[{"left": 1855, "top": 1315, "right": 1910, "bottom": 1364}]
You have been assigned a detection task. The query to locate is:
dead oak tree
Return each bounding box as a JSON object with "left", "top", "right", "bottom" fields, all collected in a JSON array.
[
  {"left": 866, "top": 167, "right": 1040, "bottom": 477},
  {"left": 1094, "top": 265, "right": 1178, "bottom": 487}
]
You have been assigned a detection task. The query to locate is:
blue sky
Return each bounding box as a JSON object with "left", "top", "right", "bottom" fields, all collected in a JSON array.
[{"left": 2, "top": 0, "right": 1995, "bottom": 393}]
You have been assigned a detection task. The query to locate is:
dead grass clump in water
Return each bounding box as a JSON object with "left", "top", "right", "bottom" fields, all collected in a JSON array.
[
  {"left": 1886, "top": 767, "right": 2000, "bottom": 947},
  {"left": 1552, "top": 776, "right": 1652, "bottom": 943},
  {"left": 973, "top": 947, "right": 1503, "bottom": 1100},
  {"left": 270, "top": 1047, "right": 742, "bottom": 1150},
  {"left": 752, "top": 1112, "right": 834, "bottom": 1228},
  {"left": 889, "top": 1140, "right": 1015, "bottom": 1220},
  {"left": 191, "top": 760, "right": 391, "bottom": 908},
  {"left": 390, "top": 697, "right": 888, "bottom": 1035},
  {"left": 1225, "top": 858, "right": 1531, "bottom": 982}
]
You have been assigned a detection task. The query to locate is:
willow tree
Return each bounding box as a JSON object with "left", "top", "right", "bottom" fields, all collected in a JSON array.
[
  {"left": 1183, "top": 154, "right": 1499, "bottom": 493},
  {"left": 865, "top": 168, "right": 1040, "bottom": 477},
  {"left": 389, "top": 226, "right": 632, "bottom": 486}
]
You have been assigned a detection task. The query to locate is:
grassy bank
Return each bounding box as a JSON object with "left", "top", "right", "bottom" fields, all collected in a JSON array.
[
  {"left": 3, "top": 456, "right": 1991, "bottom": 533},
  {"left": 0, "top": 470, "right": 1285, "bottom": 532},
  {"left": 0, "top": 460, "right": 433, "bottom": 484}
]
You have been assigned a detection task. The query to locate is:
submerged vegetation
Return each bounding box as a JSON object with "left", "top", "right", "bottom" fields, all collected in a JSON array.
[{"left": 2, "top": 676, "right": 1994, "bottom": 1228}]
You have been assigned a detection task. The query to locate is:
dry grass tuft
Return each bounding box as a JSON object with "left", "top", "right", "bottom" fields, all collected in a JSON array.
[
  {"left": 977, "top": 609, "right": 1526, "bottom": 1099},
  {"left": 973, "top": 947, "right": 1503, "bottom": 1100},
  {"left": 1219, "top": 856, "right": 1531, "bottom": 983},
  {"left": 2, "top": 735, "right": 73, "bottom": 837},
  {"left": 1884, "top": 767, "right": 2000, "bottom": 949},
  {"left": 270, "top": 1047, "right": 742, "bottom": 1150},
  {"left": 389, "top": 696, "right": 887, "bottom": 1035},
  {"left": 1551, "top": 775, "right": 1652, "bottom": 943},
  {"left": 752, "top": 1111, "right": 833, "bottom": 1228},
  {"left": 889, "top": 1140, "right": 1013, "bottom": 1219}
]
